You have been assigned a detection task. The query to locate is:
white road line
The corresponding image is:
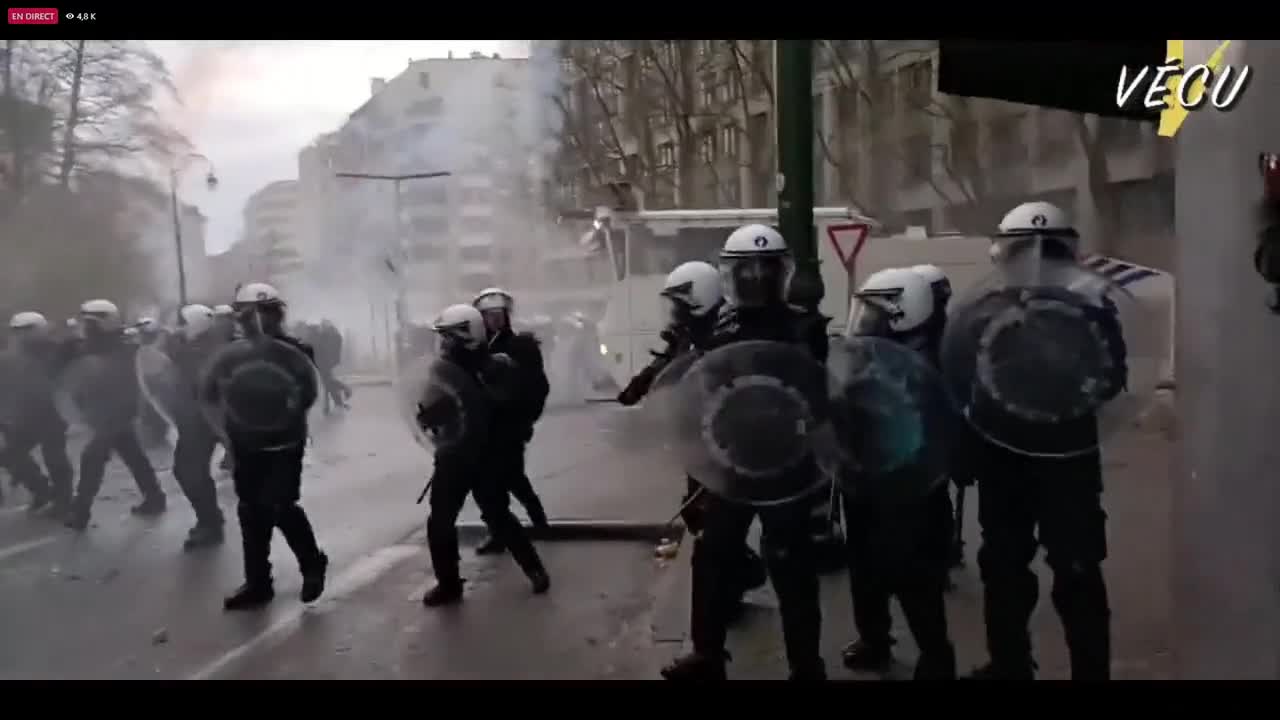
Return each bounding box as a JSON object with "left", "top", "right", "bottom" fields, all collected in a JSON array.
[
  {"left": 185, "top": 544, "right": 421, "bottom": 681},
  {"left": 0, "top": 536, "right": 59, "bottom": 562}
]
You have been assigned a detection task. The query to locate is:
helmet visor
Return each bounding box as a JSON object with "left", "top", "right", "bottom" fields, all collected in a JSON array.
[
  {"left": 721, "top": 256, "right": 793, "bottom": 308},
  {"left": 848, "top": 294, "right": 901, "bottom": 338}
]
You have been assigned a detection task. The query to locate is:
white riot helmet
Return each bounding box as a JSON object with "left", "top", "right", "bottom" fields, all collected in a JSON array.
[
  {"left": 233, "top": 282, "right": 286, "bottom": 335},
  {"left": 992, "top": 201, "right": 1080, "bottom": 263},
  {"left": 473, "top": 287, "right": 514, "bottom": 313},
  {"left": 178, "top": 304, "right": 215, "bottom": 340},
  {"left": 661, "top": 261, "right": 722, "bottom": 321},
  {"left": 847, "top": 267, "right": 936, "bottom": 338},
  {"left": 432, "top": 304, "right": 486, "bottom": 352},
  {"left": 911, "top": 264, "right": 953, "bottom": 311},
  {"left": 9, "top": 311, "right": 49, "bottom": 331},
  {"left": 78, "top": 299, "right": 122, "bottom": 335},
  {"left": 719, "top": 224, "right": 794, "bottom": 308},
  {"left": 212, "top": 304, "right": 234, "bottom": 317}
]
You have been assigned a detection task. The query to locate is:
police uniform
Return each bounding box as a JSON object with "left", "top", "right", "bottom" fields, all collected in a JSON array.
[{"left": 163, "top": 321, "right": 227, "bottom": 547}]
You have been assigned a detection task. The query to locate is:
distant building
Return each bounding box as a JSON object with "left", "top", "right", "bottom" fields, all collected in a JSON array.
[
  {"left": 326, "top": 52, "right": 541, "bottom": 322},
  {"left": 241, "top": 179, "right": 302, "bottom": 290}
]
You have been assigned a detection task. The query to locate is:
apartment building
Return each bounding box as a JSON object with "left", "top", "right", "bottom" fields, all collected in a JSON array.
[
  {"left": 551, "top": 40, "right": 1175, "bottom": 270},
  {"left": 324, "top": 52, "right": 543, "bottom": 322},
  {"left": 241, "top": 179, "right": 303, "bottom": 289}
]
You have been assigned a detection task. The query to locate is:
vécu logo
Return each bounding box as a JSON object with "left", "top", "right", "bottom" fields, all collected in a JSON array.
[{"left": 1115, "top": 41, "right": 1253, "bottom": 139}]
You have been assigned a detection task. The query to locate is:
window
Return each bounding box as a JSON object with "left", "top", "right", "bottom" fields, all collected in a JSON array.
[
  {"left": 648, "top": 95, "right": 671, "bottom": 130},
  {"left": 1098, "top": 117, "right": 1144, "bottom": 152},
  {"left": 406, "top": 97, "right": 444, "bottom": 119},
  {"left": 411, "top": 216, "right": 450, "bottom": 235},
  {"left": 1037, "top": 108, "right": 1077, "bottom": 163},
  {"left": 989, "top": 113, "right": 1028, "bottom": 167},
  {"left": 950, "top": 120, "right": 980, "bottom": 172},
  {"left": 721, "top": 125, "right": 740, "bottom": 158},
  {"left": 459, "top": 245, "right": 491, "bottom": 262},
  {"left": 899, "top": 60, "right": 933, "bottom": 108},
  {"left": 701, "top": 75, "right": 716, "bottom": 108},
  {"left": 723, "top": 70, "right": 741, "bottom": 102},
  {"left": 458, "top": 217, "right": 491, "bottom": 234},
  {"left": 658, "top": 142, "right": 676, "bottom": 169},
  {"left": 901, "top": 133, "right": 932, "bottom": 185},
  {"left": 560, "top": 57, "right": 574, "bottom": 76},
  {"left": 418, "top": 72, "right": 430, "bottom": 89},
  {"left": 699, "top": 133, "right": 716, "bottom": 164}
]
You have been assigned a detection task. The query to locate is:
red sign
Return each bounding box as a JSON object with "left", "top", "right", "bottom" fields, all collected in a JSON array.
[
  {"left": 8, "top": 7, "right": 59, "bottom": 23},
  {"left": 826, "top": 223, "right": 870, "bottom": 273}
]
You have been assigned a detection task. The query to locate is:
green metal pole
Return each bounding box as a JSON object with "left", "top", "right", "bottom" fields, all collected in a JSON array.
[{"left": 775, "top": 40, "right": 822, "bottom": 310}]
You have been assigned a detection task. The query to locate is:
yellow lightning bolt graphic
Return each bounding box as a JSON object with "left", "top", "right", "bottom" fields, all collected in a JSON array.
[{"left": 1158, "top": 40, "right": 1233, "bottom": 138}]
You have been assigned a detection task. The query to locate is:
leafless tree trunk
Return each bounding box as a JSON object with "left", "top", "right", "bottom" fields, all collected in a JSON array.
[{"left": 56, "top": 40, "right": 86, "bottom": 188}]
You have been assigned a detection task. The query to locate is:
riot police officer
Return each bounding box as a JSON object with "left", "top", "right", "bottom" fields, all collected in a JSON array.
[
  {"left": 65, "top": 299, "right": 167, "bottom": 531},
  {"left": 838, "top": 268, "right": 957, "bottom": 679},
  {"left": 616, "top": 261, "right": 768, "bottom": 614},
  {"left": 1, "top": 311, "right": 75, "bottom": 515},
  {"left": 208, "top": 283, "right": 328, "bottom": 610},
  {"left": 163, "top": 304, "right": 227, "bottom": 550},
  {"left": 418, "top": 304, "right": 550, "bottom": 607},
  {"left": 950, "top": 202, "right": 1125, "bottom": 680},
  {"left": 661, "top": 224, "right": 829, "bottom": 681},
  {"left": 470, "top": 288, "right": 551, "bottom": 555}
]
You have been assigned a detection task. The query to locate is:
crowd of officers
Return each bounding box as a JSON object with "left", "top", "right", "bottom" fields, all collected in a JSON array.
[
  {"left": 0, "top": 287, "right": 345, "bottom": 610},
  {"left": 2, "top": 198, "right": 1119, "bottom": 681},
  {"left": 606, "top": 200, "right": 1119, "bottom": 681}
]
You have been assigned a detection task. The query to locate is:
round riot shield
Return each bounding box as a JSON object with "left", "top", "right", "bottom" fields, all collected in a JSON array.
[
  {"left": 663, "top": 340, "right": 831, "bottom": 506},
  {"left": 197, "top": 337, "right": 323, "bottom": 447},
  {"left": 941, "top": 250, "right": 1160, "bottom": 458},
  {"left": 394, "top": 354, "right": 491, "bottom": 454},
  {"left": 135, "top": 343, "right": 186, "bottom": 430},
  {"left": 55, "top": 353, "right": 125, "bottom": 431},
  {"left": 819, "top": 336, "right": 957, "bottom": 504}
]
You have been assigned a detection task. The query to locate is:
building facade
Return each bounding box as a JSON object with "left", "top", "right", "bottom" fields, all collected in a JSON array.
[
  {"left": 550, "top": 40, "right": 1176, "bottom": 270},
  {"left": 323, "top": 52, "right": 543, "bottom": 323},
  {"left": 241, "top": 179, "right": 302, "bottom": 291}
]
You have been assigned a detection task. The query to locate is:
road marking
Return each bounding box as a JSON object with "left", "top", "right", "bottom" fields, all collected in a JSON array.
[
  {"left": 0, "top": 536, "right": 59, "bottom": 562},
  {"left": 185, "top": 544, "right": 420, "bottom": 681}
]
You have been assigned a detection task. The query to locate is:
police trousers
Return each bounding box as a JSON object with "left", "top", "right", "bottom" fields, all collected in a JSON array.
[
  {"left": 690, "top": 493, "right": 822, "bottom": 675},
  {"left": 173, "top": 420, "right": 223, "bottom": 528},
  {"left": 0, "top": 423, "right": 74, "bottom": 506},
  {"left": 977, "top": 447, "right": 1111, "bottom": 680},
  {"left": 427, "top": 453, "right": 545, "bottom": 587},
  {"left": 843, "top": 485, "right": 956, "bottom": 678},
  {"left": 232, "top": 444, "right": 324, "bottom": 587},
  {"left": 75, "top": 425, "right": 162, "bottom": 509}
]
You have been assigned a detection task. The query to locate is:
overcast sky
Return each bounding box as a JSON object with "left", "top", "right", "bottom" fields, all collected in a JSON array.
[{"left": 147, "top": 41, "right": 527, "bottom": 255}]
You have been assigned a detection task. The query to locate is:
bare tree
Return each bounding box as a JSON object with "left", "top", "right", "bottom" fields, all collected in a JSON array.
[{"left": 51, "top": 40, "right": 191, "bottom": 187}]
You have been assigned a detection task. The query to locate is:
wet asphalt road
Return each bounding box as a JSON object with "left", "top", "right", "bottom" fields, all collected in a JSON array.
[{"left": 0, "top": 387, "right": 679, "bottom": 680}]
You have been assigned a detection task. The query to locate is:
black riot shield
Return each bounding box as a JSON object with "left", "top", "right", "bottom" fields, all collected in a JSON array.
[
  {"left": 135, "top": 343, "right": 187, "bottom": 431},
  {"left": 820, "top": 336, "right": 957, "bottom": 505},
  {"left": 394, "top": 354, "right": 492, "bottom": 454},
  {"left": 659, "top": 340, "right": 831, "bottom": 506},
  {"left": 197, "top": 337, "right": 322, "bottom": 448},
  {"left": 941, "top": 248, "right": 1157, "bottom": 458},
  {"left": 54, "top": 352, "right": 132, "bottom": 432}
]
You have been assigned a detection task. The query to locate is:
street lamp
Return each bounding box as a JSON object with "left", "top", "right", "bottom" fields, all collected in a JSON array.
[
  {"left": 171, "top": 152, "right": 217, "bottom": 308},
  {"left": 333, "top": 170, "right": 451, "bottom": 363}
]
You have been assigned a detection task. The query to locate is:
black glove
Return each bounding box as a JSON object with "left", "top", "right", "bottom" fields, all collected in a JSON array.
[{"left": 617, "top": 366, "right": 657, "bottom": 406}]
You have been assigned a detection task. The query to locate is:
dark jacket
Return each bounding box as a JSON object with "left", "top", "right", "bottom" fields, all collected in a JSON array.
[
  {"left": 69, "top": 333, "right": 143, "bottom": 431},
  {"left": 707, "top": 302, "right": 830, "bottom": 362},
  {"left": 487, "top": 328, "right": 550, "bottom": 442},
  {"left": 617, "top": 305, "right": 721, "bottom": 406}
]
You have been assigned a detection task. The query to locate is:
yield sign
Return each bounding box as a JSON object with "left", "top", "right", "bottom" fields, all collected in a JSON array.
[{"left": 826, "top": 223, "right": 870, "bottom": 273}]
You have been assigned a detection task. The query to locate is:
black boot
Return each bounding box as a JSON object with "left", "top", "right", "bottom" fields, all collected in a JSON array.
[
  {"left": 528, "top": 567, "right": 551, "bottom": 595},
  {"left": 841, "top": 638, "right": 894, "bottom": 673},
  {"left": 475, "top": 536, "right": 506, "bottom": 556},
  {"left": 183, "top": 523, "right": 226, "bottom": 551},
  {"left": 64, "top": 503, "right": 91, "bottom": 531},
  {"left": 913, "top": 645, "right": 958, "bottom": 680},
  {"left": 422, "top": 579, "right": 465, "bottom": 607},
  {"left": 223, "top": 582, "right": 275, "bottom": 611},
  {"left": 300, "top": 553, "right": 329, "bottom": 603},
  {"left": 660, "top": 652, "right": 727, "bottom": 681},
  {"left": 131, "top": 495, "right": 166, "bottom": 516}
]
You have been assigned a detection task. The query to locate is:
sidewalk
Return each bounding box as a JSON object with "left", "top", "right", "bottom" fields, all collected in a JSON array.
[{"left": 652, "top": 414, "right": 1175, "bottom": 680}]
